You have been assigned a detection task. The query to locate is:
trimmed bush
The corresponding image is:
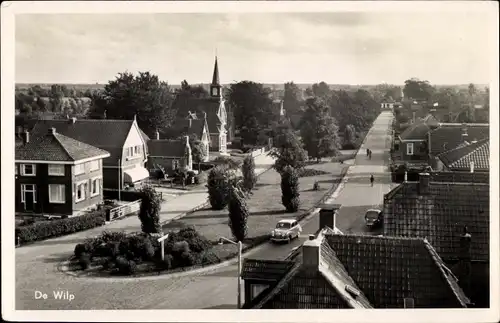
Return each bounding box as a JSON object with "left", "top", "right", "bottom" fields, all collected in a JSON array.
[
  {"left": 242, "top": 155, "right": 257, "bottom": 192},
  {"left": 207, "top": 166, "right": 232, "bottom": 210},
  {"left": 281, "top": 166, "right": 301, "bottom": 213},
  {"left": 16, "top": 211, "right": 105, "bottom": 245},
  {"left": 79, "top": 253, "right": 91, "bottom": 270},
  {"left": 298, "top": 168, "right": 329, "bottom": 178},
  {"left": 74, "top": 243, "right": 89, "bottom": 258},
  {"left": 180, "top": 251, "right": 196, "bottom": 267},
  {"left": 177, "top": 227, "right": 211, "bottom": 253},
  {"left": 158, "top": 254, "right": 174, "bottom": 270},
  {"left": 138, "top": 185, "right": 162, "bottom": 235},
  {"left": 228, "top": 185, "right": 249, "bottom": 242},
  {"left": 194, "top": 171, "right": 208, "bottom": 185},
  {"left": 200, "top": 251, "right": 221, "bottom": 266}
]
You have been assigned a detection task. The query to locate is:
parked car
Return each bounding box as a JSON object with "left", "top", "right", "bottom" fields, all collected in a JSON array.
[
  {"left": 364, "top": 209, "right": 383, "bottom": 229},
  {"left": 271, "top": 219, "right": 302, "bottom": 243}
]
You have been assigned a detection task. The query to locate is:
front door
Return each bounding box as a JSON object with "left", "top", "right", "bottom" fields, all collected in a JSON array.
[{"left": 22, "top": 184, "right": 36, "bottom": 212}]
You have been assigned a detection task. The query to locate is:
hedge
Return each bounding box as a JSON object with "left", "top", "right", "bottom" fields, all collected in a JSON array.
[
  {"left": 15, "top": 210, "right": 106, "bottom": 245},
  {"left": 103, "top": 189, "right": 143, "bottom": 202}
]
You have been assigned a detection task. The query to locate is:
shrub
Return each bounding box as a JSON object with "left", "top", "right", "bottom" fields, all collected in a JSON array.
[
  {"left": 156, "top": 254, "right": 174, "bottom": 270},
  {"left": 16, "top": 211, "right": 105, "bottom": 245},
  {"left": 200, "top": 251, "right": 221, "bottom": 266},
  {"left": 115, "top": 256, "right": 131, "bottom": 275},
  {"left": 281, "top": 166, "right": 301, "bottom": 212},
  {"left": 228, "top": 185, "right": 249, "bottom": 242},
  {"left": 74, "top": 243, "right": 89, "bottom": 258},
  {"left": 172, "top": 240, "right": 190, "bottom": 255},
  {"left": 242, "top": 155, "right": 257, "bottom": 192},
  {"left": 207, "top": 166, "right": 232, "bottom": 210},
  {"left": 138, "top": 185, "right": 162, "bottom": 235},
  {"left": 180, "top": 251, "right": 196, "bottom": 267},
  {"left": 298, "top": 168, "right": 329, "bottom": 178},
  {"left": 194, "top": 171, "right": 208, "bottom": 185},
  {"left": 79, "top": 253, "right": 91, "bottom": 270},
  {"left": 178, "top": 227, "right": 211, "bottom": 253},
  {"left": 213, "top": 156, "right": 241, "bottom": 170}
]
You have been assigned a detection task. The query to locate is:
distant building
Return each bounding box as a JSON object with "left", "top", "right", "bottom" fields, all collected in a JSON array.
[
  {"left": 435, "top": 138, "right": 489, "bottom": 172},
  {"left": 15, "top": 128, "right": 110, "bottom": 217},
  {"left": 147, "top": 134, "right": 193, "bottom": 175}
]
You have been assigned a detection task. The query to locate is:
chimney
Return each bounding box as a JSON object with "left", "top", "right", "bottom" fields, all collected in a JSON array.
[
  {"left": 48, "top": 127, "right": 57, "bottom": 135},
  {"left": 155, "top": 129, "right": 160, "bottom": 140},
  {"left": 318, "top": 203, "right": 341, "bottom": 231},
  {"left": 302, "top": 237, "right": 321, "bottom": 268},
  {"left": 69, "top": 117, "right": 77, "bottom": 124},
  {"left": 22, "top": 130, "right": 30, "bottom": 145},
  {"left": 418, "top": 172, "right": 430, "bottom": 195},
  {"left": 470, "top": 161, "right": 474, "bottom": 173},
  {"left": 461, "top": 125, "right": 468, "bottom": 143}
]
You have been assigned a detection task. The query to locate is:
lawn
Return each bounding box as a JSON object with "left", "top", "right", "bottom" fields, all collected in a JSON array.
[{"left": 162, "top": 160, "right": 348, "bottom": 260}]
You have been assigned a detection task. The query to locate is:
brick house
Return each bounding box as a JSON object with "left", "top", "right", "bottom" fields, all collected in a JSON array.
[
  {"left": 147, "top": 134, "right": 193, "bottom": 175},
  {"left": 435, "top": 138, "right": 489, "bottom": 172},
  {"left": 242, "top": 231, "right": 470, "bottom": 309},
  {"left": 383, "top": 173, "right": 490, "bottom": 307},
  {"left": 380, "top": 96, "right": 395, "bottom": 110},
  {"left": 15, "top": 128, "right": 110, "bottom": 217},
  {"left": 31, "top": 117, "right": 150, "bottom": 190},
  {"left": 173, "top": 57, "right": 228, "bottom": 154}
]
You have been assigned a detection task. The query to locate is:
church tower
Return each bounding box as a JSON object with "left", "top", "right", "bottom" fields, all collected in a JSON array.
[{"left": 210, "top": 56, "right": 222, "bottom": 98}]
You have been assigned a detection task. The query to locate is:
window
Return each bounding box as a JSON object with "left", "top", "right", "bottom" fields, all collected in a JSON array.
[
  {"left": 49, "top": 184, "right": 65, "bottom": 203},
  {"left": 406, "top": 143, "right": 414, "bottom": 155},
  {"left": 21, "top": 184, "right": 36, "bottom": 203},
  {"left": 89, "top": 160, "right": 99, "bottom": 172},
  {"left": 172, "top": 160, "right": 179, "bottom": 170},
  {"left": 75, "top": 181, "right": 87, "bottom": 202},
  {"left": 21, "top": 164, "right": 36, "bottom": 176},
  {"left": 250, "top": 284, "right": 268, "bottom": 300},
  {"left": 48, "top": 164, "right": 65, "bottom": 176},
  {"left": 74, "top": 163, "right": 85, "bottom": 175},
  {"left": 90, "top": 177, "right": 101, "bottom": 197},
  {"left": 15, "top": 165, "right": 18, "bottom": 175}
]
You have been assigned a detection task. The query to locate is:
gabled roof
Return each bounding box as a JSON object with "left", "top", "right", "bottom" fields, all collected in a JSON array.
[
  {"left": 244, "top": 233, "right": 469, "bottom": 309},
  {"left": 176, "top": 98, "right": 223, "bottom": 134},
  {"left": 399, "top": 122, "right": 431, "bottom": 141},
  {"left": 438, "top": 138, "right": 489, "bottom": 171},
  {"left": 242, "top": 259, "right": 295, "bottom": 282},
  {"left": 383, "top": 181, "right": 489, "bottom": 262},
  {"left": 148, "top": 139, "right": 187, "bottom": 158},
  {"left": 429, "top": 123, "right": 489, "bottom": 156},
  {"left": 16, "top": 129, "right": 110, "bottom": 162},
  {"left": 30, "top": 118, "right": 146, "bottom": 164}
]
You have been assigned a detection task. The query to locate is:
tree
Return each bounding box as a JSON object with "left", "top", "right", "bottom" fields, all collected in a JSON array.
[
  {"left": 344, "top": 124, "right": 356, "bottom": 147},
  {"left": 138, "top": 185, "right": 162, "bottom": 235},
  {"left": 207, "top": 166, "right": 232, "bottom": 210},
  {"left": 300, "top": 97, "right": 341, "bottom": 162},
  {"left": 88, "top": 71, "right": 175, "bottom": 137},
  {"left": 242, "top": 155, "right": 257, "bottom": 192},
  {"left": 403, "top": 78, "right": 435, "bottom": 101},
  {"left": 172, "top": 80, "right": 209, "bottom": 117},
  {"left": 227, "top": 185, "right": 250, "bottom": 242},
  {"left": 190, "top": 138, "right": 207, "bottom": 171},
  {"left": 269, "top": 120, "right": 308, "bottom": 173},
  {"left": 312, "top": 82, "right": 330, "bottom": 98},
  {"left": 283, "top": 82, "right": 302, "bottom": 116},
  {"left": 228, "top": 81, "right": 275, "bottom": 146},
  {"left": 280, "top": 165, "right": 300, "bottom": 213}
]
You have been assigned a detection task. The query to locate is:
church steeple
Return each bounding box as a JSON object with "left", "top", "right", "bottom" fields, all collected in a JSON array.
[{"left": 210, "top": 56, "right": 221, "bottom": 98}]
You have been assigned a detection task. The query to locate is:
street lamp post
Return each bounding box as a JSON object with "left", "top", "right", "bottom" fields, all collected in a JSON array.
[{"left": 218, "top": 236, "right": 243, "bottom": 309}]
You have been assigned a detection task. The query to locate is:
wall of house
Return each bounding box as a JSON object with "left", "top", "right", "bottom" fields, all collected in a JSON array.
[
  {"left": 71, "top": 161, "right": 104, "bottom": 214},
  {"left": 102, "top": 167, "right": 119, "bottom": 190},
  {"left": 122, "top": 123, "right": 147, "bottom": 169},
  {"left": 209, "top": 134, "right": 220, "bottom": 151},
  {"left": 400, "top": 141, "right": 428, "bottom": 161},
  {"left": 148, "top": 156, "right": 188, "bottom": 175},
  {"left": 15, "top": 161, "right": 104, "bottom": 216}
]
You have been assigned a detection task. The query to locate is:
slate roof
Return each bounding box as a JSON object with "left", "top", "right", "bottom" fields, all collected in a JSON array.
[
  {"left": 428, "top": 123, "right": 489, "bottom": 156},
  {"left": 148, "top": 139, "right": 186, "bottom": 158},
  {"left": 429, "top": 171, "right": 489, "bottom": 184},
  {"left": 30, "top": 118, "right": 145, "bottom": 165},
  {"left": 244, "top": 233, "right": 469, "bottom": 309},
  {"left": 399, "top": 115, "right": 439, "bottom": 141},
  {"left": 176, "top": 98, "right": 223, "bottom": 135},
  {"left": 383, "top": 181, "right": 489, "bottom": 262},
  {"left": 438, "top": 138, "right": 489, "bottom": 172},
  {"left": 172, "top": 116, "right": 207, "bottom": 140},
  {"left": 16, "top": 129, "right": 110, "bottom": 162}
]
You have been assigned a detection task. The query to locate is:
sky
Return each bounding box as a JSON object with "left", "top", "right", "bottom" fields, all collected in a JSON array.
[{"left": 15, "top": 11, "right": 494, "bottom": 85}]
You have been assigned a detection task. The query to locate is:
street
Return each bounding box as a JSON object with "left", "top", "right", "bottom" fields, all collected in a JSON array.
[{"left": 14, "top": 112, "right": 393, "bottom": 310}]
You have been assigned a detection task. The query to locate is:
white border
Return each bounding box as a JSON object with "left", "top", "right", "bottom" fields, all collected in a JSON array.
[{"left": 2, "top": 1, "right": 499, "bottom": 323}]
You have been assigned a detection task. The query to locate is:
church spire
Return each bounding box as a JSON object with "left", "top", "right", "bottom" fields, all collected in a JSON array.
[
  {"left": 210, "top": 56, "right": 222, "bottom": 98},
  {"left": 212, "top": 56, "right": 220, "bottom": 86}
]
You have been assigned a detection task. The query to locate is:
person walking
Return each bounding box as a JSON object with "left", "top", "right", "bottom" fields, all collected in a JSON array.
[
  {"left": 366, "top": 148, "right": 369, "bottom": 157},
  {"left": 369, "top": 150, "right": 372, "bottom": 160},
  {"left": 370, "top": 174, "right": 374, "bottom": 187}
]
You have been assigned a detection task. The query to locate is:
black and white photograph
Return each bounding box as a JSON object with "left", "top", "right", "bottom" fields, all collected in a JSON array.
[{"left": 2, "top": 1, "right": 498, "bottom": 322}]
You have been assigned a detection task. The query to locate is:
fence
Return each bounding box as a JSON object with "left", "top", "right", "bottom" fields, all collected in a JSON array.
[{"left": 105, "top": 199, "right": 142, "bottom": 222}]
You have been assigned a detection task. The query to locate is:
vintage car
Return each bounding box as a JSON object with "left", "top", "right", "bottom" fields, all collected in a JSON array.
[
  {"left": 270, "top": 219, "right": 302, "bottom": 243},
  {"left": 364, "top": 209, "right": 383, "bottom": 228}
]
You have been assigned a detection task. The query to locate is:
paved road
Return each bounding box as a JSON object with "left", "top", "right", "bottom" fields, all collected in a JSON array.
[{"left": 13, "top": 113, "right": 393, "bottom": 310}]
